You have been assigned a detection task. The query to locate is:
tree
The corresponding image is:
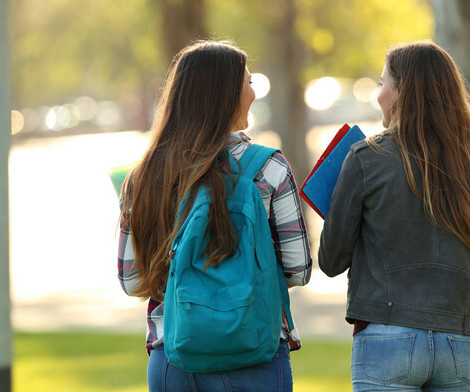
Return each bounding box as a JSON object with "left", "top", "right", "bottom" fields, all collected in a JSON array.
[
  {"left": 160, "top": 0, "right": 208, "bottom": 60},
  {"left": 12, "top": 0, "right": 164, "bottom": 128},
  {"left": 295, "top": 0, "right": 433, "bottom": 80},
  {"left": 429, "top": 0, "right": 470, "bottom": 81},
  {"left": 0, "top": 0, "right": 12, "bottom": 390},
  {"left": 265, "top": 0, "right": 309, "bottom": 182},
  {"left": 11, "top": 0, "right": 434, "bottom": 136},
  {"left": 207, "top": 0, "right": 433, "bottom": 182}
]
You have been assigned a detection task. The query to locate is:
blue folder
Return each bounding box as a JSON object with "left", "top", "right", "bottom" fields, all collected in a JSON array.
[{"left": 300, "top": 125, "right": 366, "bottom": 218}]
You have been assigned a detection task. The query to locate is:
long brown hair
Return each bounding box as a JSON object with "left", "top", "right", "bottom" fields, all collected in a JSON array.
[
  {"left": 121, "top": 41, "right": 247, "bottom": 299},
  {"left": 386, "top": 41, "right": 470, "bottom": 246}
]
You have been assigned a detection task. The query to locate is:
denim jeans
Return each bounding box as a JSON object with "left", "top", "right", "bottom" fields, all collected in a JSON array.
[
  {"left": 351, "top": 323, "right": 470, "bottom": 391},
  {"left": 148, "top": 340, "right": 292, "bottom": 392}
]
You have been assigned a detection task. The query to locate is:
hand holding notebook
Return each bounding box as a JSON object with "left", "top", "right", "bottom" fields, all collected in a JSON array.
[{"left": 299, "top": 124, "right": 366, "bottom": 219}]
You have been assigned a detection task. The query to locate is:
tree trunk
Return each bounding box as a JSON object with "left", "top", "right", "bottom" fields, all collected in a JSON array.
[
  {"left": 265, "top": 0, "right": 309, "bottom": 184},
  {"left": 142, "top": 0, "right": 206, "bottom": 127},
  {"left": 161, "top": 0, "right": 208, "bottom": 61},
  {"left": 0, "top": 0, "right": 12, "bottom": 390},
  {"left": 430, "top": 0, "right": 470, "bottom": 82}
]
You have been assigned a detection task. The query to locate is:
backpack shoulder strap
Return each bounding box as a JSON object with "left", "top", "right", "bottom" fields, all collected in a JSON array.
[
  {"left": 277, "top": 263, "right": 294, "bottom": 331},
  {"left": 237, "top": 144, "right": 294, "bottom": 331},
  {"left": 238, "top": 144, "right": 279, "bottom": 180}
]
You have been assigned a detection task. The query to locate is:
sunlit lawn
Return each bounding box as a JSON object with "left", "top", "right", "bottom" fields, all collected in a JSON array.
[{"left": 14, "top": 332, "right": 352, "bottom": 392}]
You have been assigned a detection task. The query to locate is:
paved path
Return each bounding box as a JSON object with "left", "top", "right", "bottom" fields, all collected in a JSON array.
[{"left": 12, "top": 279, "right": 352, "bottom": 339}]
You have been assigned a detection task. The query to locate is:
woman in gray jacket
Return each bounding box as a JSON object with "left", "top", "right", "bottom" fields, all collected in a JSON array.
[{"left": 319, "top": 41, "right": 470, "bottom": 391}]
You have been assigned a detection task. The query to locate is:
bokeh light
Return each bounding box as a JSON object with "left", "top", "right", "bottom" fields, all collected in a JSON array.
[
  {"left": 11, "top": 110, "right": 25, "bottom": 135},
  {"left": 251, "top": 73, "right": 270, "bottom": 99},
  {"left": 311, "top": 28, "right": 335, "bottom": 55},
  {"left": 95, "top": 101, "right": 122, "bottom": 130},
  {"left": 304, "top": 77, "right": 341, "bottom": 110},
  {"left": 45, "top": 106, "right": 68, "bottom": 131},
  {"left": 63, "top": 104, "right": 81, "bottom": 128},
  {"left": 37, "top": 106, "right": 52, "bottom": 131},
  {"left": 370, "top": 88, "right": 382, "bottom": 111},
  {"left": 20, "top": 108, "right": 39, "bottom": 133},
  {"left": 353, "top": 77, "right": 378, "bottom": 103},
  {"left": 245, "top": 112, "right": 255, "bottom": 131},
  {"left": 250, "top": 100, "right": 271, "bottom": 127},
  {"left": 74, "top": 96, "right": 98, "bottom": 122}
]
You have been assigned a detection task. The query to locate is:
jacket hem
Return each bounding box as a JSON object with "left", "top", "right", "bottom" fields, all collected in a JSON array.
[{"left": 346, "top": 298, "right": 470, "bottom": 336}]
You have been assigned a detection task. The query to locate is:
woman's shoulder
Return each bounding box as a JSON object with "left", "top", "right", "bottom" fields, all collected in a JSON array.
[
  {"left": 255, "top": 150, "right": 293, "bottom": 192},
  {"left": 266, "top": 150, "right": 290, "bottom": 169},
  {"left": 257, "top": 147, "right": 291, "bottom": 174},
  {"left": 347, "top": 131, "right": 403, "bottom": 176},
  {"left": 351, "top": 131, "right": 397, "bottom": 156}
]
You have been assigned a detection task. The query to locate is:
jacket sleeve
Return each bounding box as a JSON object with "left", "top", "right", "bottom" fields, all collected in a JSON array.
[
  {"left": 117, "top": 196, "right": 141, "bottom": 296},
  {"left": 318, "top": 150, "right": 364, "bottom": 277}
]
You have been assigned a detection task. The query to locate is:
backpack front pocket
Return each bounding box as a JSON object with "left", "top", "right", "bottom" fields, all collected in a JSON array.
[{"left": 173, "top": 286, "right": 259, "bottom": 354}]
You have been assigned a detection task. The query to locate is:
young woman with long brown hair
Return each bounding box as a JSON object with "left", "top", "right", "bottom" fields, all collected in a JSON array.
[
  {"left": 118, "top": 40, "right": 312, "bottom": 392},
  {"left": 319, "top": 41, "right": 470, "bottom": 391}
]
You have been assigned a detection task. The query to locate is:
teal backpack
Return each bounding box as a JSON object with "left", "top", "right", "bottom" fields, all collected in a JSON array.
[{"left": 163, "top": 144, "right": 293, "bottom": 373}]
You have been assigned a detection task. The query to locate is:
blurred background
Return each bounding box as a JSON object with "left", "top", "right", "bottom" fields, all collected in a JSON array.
[{"left": 4, "top": 0, "right": 470, "bottom": 390}]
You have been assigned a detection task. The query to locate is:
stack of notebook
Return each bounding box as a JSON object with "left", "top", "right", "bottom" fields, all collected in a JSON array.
[{"left": 299, "top": 124, "right": 366, "bottom": 219}]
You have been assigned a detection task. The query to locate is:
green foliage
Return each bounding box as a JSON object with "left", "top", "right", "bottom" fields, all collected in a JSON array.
[
  {"left": 12, "top": 0, "right": 433, "bottom": 108},
  {"left": 207, "top": 0, "right": 433, "bottom": 80},
  {"left": 14, "top": 332, "right": 352, "bottom": 392},
  {"left": 12, "top": 0, "right": 164, "bottom": 107},
  {"left": 295, "top": 0, "right": 434, "bottom": 81},
  {"left": 206, "top": 0, "right": 268, "bottom": 65}
]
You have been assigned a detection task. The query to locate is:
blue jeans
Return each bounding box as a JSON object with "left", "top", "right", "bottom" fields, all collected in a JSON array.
[
  {"left": 351, "top": 323, "right": 470, "bottom": 391},
  {"left": 147, "top": 341, "right": 292, "bottom": 392}
]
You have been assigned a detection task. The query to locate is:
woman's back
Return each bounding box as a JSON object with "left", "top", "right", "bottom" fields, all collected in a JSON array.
[{"left": 321, "top": 131, "right": 470, "bottom": 335}]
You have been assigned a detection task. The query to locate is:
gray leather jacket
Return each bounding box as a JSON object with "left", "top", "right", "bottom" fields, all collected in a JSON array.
[{"left": 318, "top": 131, "right": 470, "bottom": 336}]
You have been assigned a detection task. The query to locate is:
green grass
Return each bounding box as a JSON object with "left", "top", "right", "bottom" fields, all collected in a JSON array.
[
  {"left": 14, "top": 332, "right": 352, "bottom": 392},
  {"left": 290, "top": 339, "right": 352, "bottom": 392}
]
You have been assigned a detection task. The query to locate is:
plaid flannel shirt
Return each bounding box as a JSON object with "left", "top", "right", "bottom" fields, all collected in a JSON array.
[{"left": 118, "top": 132, "right": 312, "bottom": 353}]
